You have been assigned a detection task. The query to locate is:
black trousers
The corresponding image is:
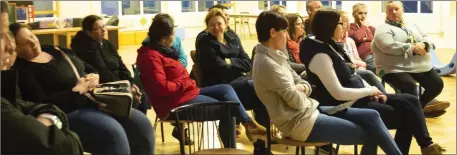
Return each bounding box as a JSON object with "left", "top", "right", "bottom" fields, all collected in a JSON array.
[
  {"left": 228, "top": 77, "right": 269, "bottom": 128},
  {"left": 352, "top": 94, "right": 433, "bottom": 154},
  {"left": 382, "top": 69, "right": 444, "bottom": 107}
]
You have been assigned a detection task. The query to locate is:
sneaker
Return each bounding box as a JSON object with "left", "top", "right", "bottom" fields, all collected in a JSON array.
[
  {"left": 423, "top": 99, "right": 450, "bottom": 113},
  {"left": 421, "top": 143, "right": 446, "bottom": 155},
  {"left": 172, "top": 127, "right": 194, "bottom": 145}
]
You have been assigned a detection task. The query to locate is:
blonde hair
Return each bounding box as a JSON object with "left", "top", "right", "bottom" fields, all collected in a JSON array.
[
  {"left": 204, "top": 8, "right": 228, "bottom": 27},
  {"left": 352, "top": 3, "right": 367, "bottom": 15},
  {"left": 270, "top": 5, "right": 286, "bottom": 13},
  {"left": 339, "top": 10, "right": 349, "bottom": 21}
]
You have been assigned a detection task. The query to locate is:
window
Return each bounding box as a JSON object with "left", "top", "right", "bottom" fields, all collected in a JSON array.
[
  {"left": 121, "top": 1, "right": 140, "bottom": 15},
  {"left": 321, "top": 1, "right": 342, "bottom": 10},
  {"left": 258, "top": 0, "right": 286, "bottom": 11},
  {"left": 101, "top": 1, "right": 119, "bottom": 16},
  {"left": 182, "top": 0, "right": 196, "bottom": 12},
  {"left": 198, "top": 0, "right": 214, "bottom": 12},
  {"left": 34, "top": 1, "right": 54, "bottom": 18},
  {"left": 258, "top": 1, "right": 269, "bottom": 10},
  {"left": 144, "top": 0, "right": 161, "bottom": 14},
  {"left": 382, "top": 1, "right": 433, "bottom": 13},
  {"left": 102, "top": 1, "right": 161, "bottom": 16},
  {"left": 420, "top": 1, "right": 432, "bottom": 13}
]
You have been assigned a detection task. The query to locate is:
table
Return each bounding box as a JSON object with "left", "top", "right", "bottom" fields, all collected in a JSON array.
[
  {"left": 32, "top": 26, "right": 123, "bottom": 49},
  {"left": 229, "top": 14, "right": 258, "bottom": 37}
]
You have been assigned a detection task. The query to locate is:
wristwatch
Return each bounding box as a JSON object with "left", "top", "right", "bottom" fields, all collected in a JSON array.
[{"left": 39, "top": 114, "right": 63, "bottom": 129}]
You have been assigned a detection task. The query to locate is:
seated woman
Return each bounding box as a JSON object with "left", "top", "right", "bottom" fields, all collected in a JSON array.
[
  {"left": 10, "top": 23, "right": 155, "bottom": 155},
  {"left": 196, "top": 8, "right": 269, "bottom": 127},
  {"left": 1, "top": 4, "right": 82, "bottom": 154},
  {"left": 339, "top": 11, "right": 387, "bottom": 94},
  {"left": 372, "top": 1, "right": 449, "bottom": 117},
  {"left": 136, "top": 13, "right": 266, "bottom": 145},
  {"left": 285, "top": 13, "right": 307, "bottom": 76},
  {"left": 71, "top": 15, "right": 147, "bottom": 114},
  {"left": 252, "top": 11, "right": 401, "bottom": 155},
  {"left": 299, "top": 9, "right": 444, "bottom": 155},
  {"left": 142, "top": 34, "right": 187, "bottom": 68}
]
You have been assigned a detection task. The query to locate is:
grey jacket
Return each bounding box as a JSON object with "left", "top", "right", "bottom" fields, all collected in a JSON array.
[
  {"left": 252, "top": 44, "right": 319, "bottom": 141},
  {"left": 371, "top": 22, "right": 434, "bottom": 76}
]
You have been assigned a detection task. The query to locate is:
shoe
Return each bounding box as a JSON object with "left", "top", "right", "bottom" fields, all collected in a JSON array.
[
  {"left": 421, "top": 143, "right": 446, "bottom": 155},
  {"left": 172, "top": 127, "right": 194, "bottom": 145},
  {"left": 425, "top": 110, "right": 447, "bottom": 118},
  {"left": 316, "top": 145, "right": 336, "bottom": 155},
  {"left": 245, "top": 119, "right": 267, "bottom": 141},
  {"left": 423, "top": 99, "right": 450, "bottom": 113}
]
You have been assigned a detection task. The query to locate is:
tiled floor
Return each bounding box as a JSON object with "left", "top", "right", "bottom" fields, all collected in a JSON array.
[{"left": 118, "top": 34, "right": 456, "bottom": 154}]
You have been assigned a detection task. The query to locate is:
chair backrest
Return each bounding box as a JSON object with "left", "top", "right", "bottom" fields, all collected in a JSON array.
[
  {"left": 190, "top": 50, "right": 203, "bottom": 87},
  {"left": 170, "top": 101, "right": 239, "bottom": 155}
]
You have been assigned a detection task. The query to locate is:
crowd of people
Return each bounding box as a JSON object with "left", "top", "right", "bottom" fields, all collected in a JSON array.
[{"left": 1, "top": 1, "right": 450, "bottom": 155}]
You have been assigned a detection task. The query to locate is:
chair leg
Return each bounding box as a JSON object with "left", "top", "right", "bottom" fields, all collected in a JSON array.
[
  {"left": 301, "top": 146, "right": 305, "bottom": 155},
  {"left": 354, "top": 145, "right": 358, "bottom": 155},
  {"left": 161, "top": 122, "right": 165, "bottom": 142},
  {"left": 315, "top": 146, "right": 320, "bottom": 155},
  {"left": 296, "top": 146, "right": 300, "bottom": 155}
]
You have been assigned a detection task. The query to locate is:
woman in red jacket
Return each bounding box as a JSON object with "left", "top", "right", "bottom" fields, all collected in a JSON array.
[{"left": 136, "top": 13, "right": 266, "bottom": 146}]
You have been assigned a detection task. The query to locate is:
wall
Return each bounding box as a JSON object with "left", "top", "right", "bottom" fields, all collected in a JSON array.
[{"left": 52, "top": 1, "right": 455, "bottom": 48}]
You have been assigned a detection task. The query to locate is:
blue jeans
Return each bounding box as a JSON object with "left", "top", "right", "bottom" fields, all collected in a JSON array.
[
  {"left": 306, "top": 107, "right": 401, "bottom": 155},
  {"left": 178, "top": 84, "right": 251, "bottom": 147},
  {"left": 356, "top": 69, "right": 387, "bottom": 94},
  {"left": 67, "top": 109, "right": 155, "bottom": 155},
  {"left": 363, "top": 53, "right": 376, "bottom": 74}
]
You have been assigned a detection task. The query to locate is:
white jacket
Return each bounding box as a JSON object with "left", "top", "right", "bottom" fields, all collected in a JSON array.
[{"left": 252, "top": 44, "right": 320, "bottom": 141}]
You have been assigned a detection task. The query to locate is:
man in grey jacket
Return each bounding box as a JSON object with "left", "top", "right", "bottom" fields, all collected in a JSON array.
[{"left": 371, "top": 1, "right": 450, "bottom": 117}]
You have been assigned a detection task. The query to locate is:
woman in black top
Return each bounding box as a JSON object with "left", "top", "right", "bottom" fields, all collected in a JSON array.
[
  {"left": 71, "top": 15, "right": 147, "bottom": 114},
  {"left": 299, "top": 9, "right": 444, "bottom": 155},
  {"left": 196, "top": 8, "right": 269, "bottom": 128},
  {"left": 11, "top": 23, "right": 155, "bottom": 155}
]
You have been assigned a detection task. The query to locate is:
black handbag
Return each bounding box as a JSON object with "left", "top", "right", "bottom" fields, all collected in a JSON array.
[{"left": 56, "top": 46, "right": 133, "bottom": 118}]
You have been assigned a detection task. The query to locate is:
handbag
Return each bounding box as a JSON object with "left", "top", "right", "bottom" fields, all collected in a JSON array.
[{"left": 56, "top": 46, "right": 133, "bottom": 118}]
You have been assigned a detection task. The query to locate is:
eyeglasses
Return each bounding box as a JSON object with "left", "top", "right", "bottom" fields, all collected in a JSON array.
[
  {"left": 338, "top": 22, "right": 344, "bottom": 25},
  {"left": 92, "top": 25, "right": 106, "bottom": 31}
]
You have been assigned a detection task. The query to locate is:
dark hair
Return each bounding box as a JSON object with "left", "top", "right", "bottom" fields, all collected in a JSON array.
[
  {"left": 148, "top": 13, "right": 174, "bottom": 44},
  {"left": 286, "top": 13, "right": 304, "bottom": 41},
  {"left": 311, "top": 8, "right": 340, "bottom": 42},
  {"left": 1, "top": 1, "right": 8, "bottom": 13},
  {"left": 82, "top": 15, "right": 103, "bottom": 31},
  {"left": 9, "top": 22, "right": 29, "bottom": 37},
  {"left": 209, "top": 4, "right": 228, "bottom": 11},
  {"left": 255, "top": 11, "right": 288, "bottom": 43}
]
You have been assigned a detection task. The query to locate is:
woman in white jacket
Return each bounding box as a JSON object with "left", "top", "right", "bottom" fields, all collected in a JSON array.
[{"left": 251, "top": 11, "right": 401, "bottom": 155}]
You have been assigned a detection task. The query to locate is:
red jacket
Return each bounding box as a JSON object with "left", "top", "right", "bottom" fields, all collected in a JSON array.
[
  {"left": 136, "top": 46, "right": 200, "bottom": 119},
  {"left": 348, "top": 23, "right": 376, "bottom": 59}
]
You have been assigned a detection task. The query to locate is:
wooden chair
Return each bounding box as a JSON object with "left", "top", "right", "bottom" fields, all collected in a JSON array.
[
  {"left": 190, "top": 50, "right": 203, "bottom": 87},
  {"left": 264, "top": 118, "right": 331, "bottom": 155},
  {"left": 170, "top": 101, "right": 251, "bottom": 155}
]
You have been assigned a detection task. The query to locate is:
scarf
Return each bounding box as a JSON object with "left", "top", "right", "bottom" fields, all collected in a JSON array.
[
  {"left": 385, "top": 19, "right": 416, "bottom": 43},
  {"left": 149, "top": 43, "right": 180, "bottom": 60},
  {"left": 286, "top": 39, "right": 302, "bottom": 63}
]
